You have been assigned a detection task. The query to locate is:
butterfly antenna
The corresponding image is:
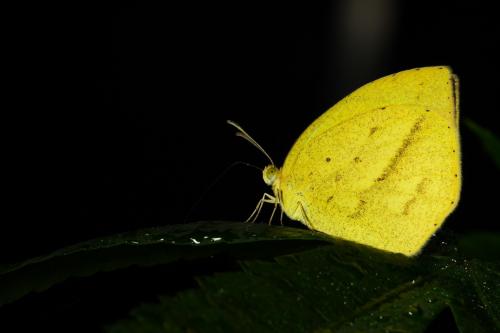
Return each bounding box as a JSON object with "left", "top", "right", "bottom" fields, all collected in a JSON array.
[{"left": 227, "top": 120, "right": 275, "bottom": 165}]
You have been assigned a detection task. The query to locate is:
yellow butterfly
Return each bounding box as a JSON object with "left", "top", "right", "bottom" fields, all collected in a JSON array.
[{"left": 229, "top": 66, "right": 461, "bottom": 256}]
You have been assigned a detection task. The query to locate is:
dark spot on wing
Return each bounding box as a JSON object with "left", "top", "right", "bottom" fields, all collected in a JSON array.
[
  {"left": 348, "top": 199, "right": 367, "bottom": 219},
  {"left": 403, "top": 197, "right": 417, "bottom": 215},
  {"left": 369, "top": 127, "right": 378, "bottom": 136},
  {"left": 416, "top": 178, "right": 429, "bottom": 194},
  {"left": 380, "top": 106, "right": 386, "bottom": 110},
  {"left": 376, "top": 116, "right": 425, "bottom": 182},
  {"left": 354, "top": 157, "right": 362, "bottom": 163},
  {"left": 326, "top": 195, "right": 334, "bottom": 203},
  {"left": 326, "top": 157, "right": 331, "bottom": 162}
]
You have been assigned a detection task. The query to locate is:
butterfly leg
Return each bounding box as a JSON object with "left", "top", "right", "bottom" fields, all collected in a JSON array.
[
  {"left": 245, "top": 193, "right": 277, "bottom": 223},
  {"left": 268, "top": 199, "right": 278, "bottom": 226},
  {"left": 299, "top": 202, "right": 313, "bottom": 229},
  {"left": 278, "top": 189, "right": 284, "bottom": 226},
  {"left": 290, "top": 201, "right": 313, "bottom": 229}
]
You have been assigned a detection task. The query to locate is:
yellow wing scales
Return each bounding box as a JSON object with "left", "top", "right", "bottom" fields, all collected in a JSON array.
[{"left": 277, "top": 66, "right": 460, "bottom": 256}]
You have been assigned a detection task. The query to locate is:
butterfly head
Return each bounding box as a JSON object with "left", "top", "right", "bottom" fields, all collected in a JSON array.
[{"left": 262, "top": 165, "right": 279, "bottom": 186}]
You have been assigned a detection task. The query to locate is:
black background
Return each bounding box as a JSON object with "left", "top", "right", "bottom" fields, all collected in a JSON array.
[{"left": 4, "top": 1, "right": 499, "bottom": 263}]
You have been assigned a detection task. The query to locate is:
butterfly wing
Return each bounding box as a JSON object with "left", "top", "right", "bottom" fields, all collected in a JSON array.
[{"left": 278, "top": 67, "right": 460, "bottom": 256}]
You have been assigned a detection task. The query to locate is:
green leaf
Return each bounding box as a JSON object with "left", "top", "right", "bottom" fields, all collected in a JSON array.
[
  {"left": 106, "top": 238, "right": 500, "bottom": 333},
  {"left": 2, "top": 221, "right": 500, "bottom": 332},
  {"left": 447, "top": 260, "right": 500, "bottom": 333},
  {"left": 464, "top": 118, "right": 500, "bottom": 169},
  {"left": 0, "top": 221, "right": 330, "bottom": 307},
  {"left": 469, "top": 261, "right": 500, "bottom": 328},
  {"left": 457, "top": 232, "right": 500, "bottom": 261}
]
